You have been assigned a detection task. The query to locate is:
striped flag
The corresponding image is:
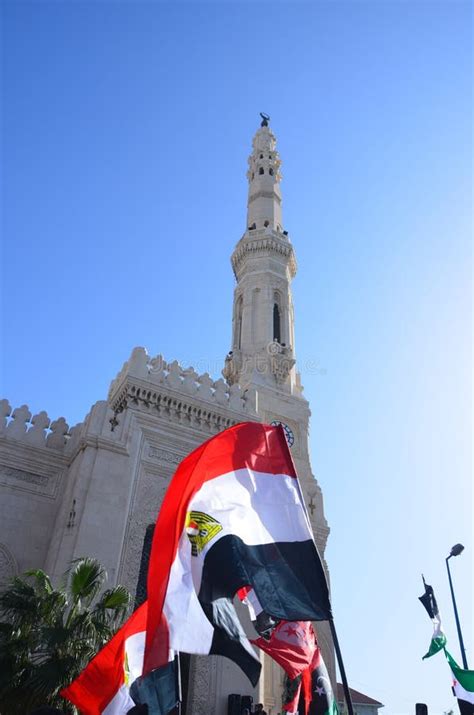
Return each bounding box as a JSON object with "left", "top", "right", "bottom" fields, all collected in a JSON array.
[
  {"left": 61, "top": 602, "right": 176, "bottom": 715},
  {"left": 61, "top": 602, "right": 148, "bottom": 714},
  {"left": 143, "top": 422, "right": 332, "bottom": 682}
]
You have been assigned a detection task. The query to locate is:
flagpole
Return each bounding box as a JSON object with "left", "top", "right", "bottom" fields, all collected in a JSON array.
[
  {"left": 175, "top": 652, "right": 182, "bottom": 715},
  {"left": 329, "top": 618, "right": 354, "bottom": 715},
  {"left": 287, "top": 436, "right": 355, "bottom": 715},
  {"left": 446, "top": 550, "right": 469, "bottom": 669}
]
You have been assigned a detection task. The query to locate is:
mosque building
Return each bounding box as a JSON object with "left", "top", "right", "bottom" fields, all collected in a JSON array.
[{"left": 0, "top": 116, "right": 337, "bottom": 714}]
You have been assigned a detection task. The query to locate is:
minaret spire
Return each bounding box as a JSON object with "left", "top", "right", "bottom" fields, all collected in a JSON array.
[
  {"left": 246, "top": 114, "right": 283, "bottom": 233},
  {"left": 223, "top": 117, "right": 298, "bottom": 393}
]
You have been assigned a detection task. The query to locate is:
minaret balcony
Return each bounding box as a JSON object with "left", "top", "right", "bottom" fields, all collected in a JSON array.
[{"left": 231, "top": 229, "right": 297, "bottom": 280}]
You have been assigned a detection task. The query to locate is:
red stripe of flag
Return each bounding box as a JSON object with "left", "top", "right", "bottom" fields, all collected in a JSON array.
[{"left": 61, "top": 602, "right": 148, "bottom": 715}]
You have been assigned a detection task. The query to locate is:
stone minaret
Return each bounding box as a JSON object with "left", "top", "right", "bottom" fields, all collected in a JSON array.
[
  {"left": 223, "top": 115, "right": 298, "bottom": 394},
  {"left": 223, "top": 116, "right": 336, "bottom": 712}
]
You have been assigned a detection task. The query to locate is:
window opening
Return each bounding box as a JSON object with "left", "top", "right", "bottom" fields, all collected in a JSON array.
[
  {"left": 237, "top": 297, "right": 243, "bottom": 349},
  {"left": 273, "top": 303, "right": 281, "bottom": 343}
]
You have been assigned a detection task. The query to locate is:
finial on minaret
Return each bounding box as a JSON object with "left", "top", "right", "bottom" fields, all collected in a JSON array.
[{"left": 260, "top": 112, "right": 270, "bottom": 127}]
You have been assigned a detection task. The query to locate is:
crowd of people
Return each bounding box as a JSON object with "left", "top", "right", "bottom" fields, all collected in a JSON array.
[{"left": 243, "top": 704, "right": 268, "bottom": 715}]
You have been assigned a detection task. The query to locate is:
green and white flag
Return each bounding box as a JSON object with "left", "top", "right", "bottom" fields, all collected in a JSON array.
[
  {"left": 418, "top": 576, "right": 447, "bottom": 659},
  {"left": 445, "top": 650, "right": 474, "bottom": 715}
]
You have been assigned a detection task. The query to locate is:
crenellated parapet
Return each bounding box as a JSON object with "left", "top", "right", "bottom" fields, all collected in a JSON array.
[
  {"left": 108, "top": 347, "right": 258, "bottom": 433},
  {"left": 0, "top": 399, "right": 73, "bottom": 451}
]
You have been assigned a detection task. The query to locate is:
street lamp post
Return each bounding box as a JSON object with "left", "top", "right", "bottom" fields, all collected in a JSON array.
[{"left": 446, "top": 543, "right": 468, "bottom": 669}]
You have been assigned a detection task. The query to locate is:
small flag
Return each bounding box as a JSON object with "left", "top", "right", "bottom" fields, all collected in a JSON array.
[
  {"left": 418, "top": 576, "right": 447, "bottom": 659},
  {"left": 253, "top": 620, "right": 317, "bottom": 680},
  {"left": 309, "top": 650, "right": 339, "bottom": 715},
  {"left": 61, "top": 602, "right": 176, "bottom": 715},
  {"left": 257, "top": 619, "right": 316, "bottom": 715},
  {"left": 244, "top": 587, "right": 336, "bottom": 715},
  {"left": 281, "top": 647, "right": 338, "bottom": 715},
  {"left": 445, "top": 650, "right": 474, "bottom": 715}
]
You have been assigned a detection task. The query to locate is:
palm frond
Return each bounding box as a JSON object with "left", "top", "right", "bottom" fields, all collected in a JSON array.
[
  {"left": 68, "top": 558, "right": 105, "bottom": 604},
  {"left": 98, "top": 585, "right": 131, "bottom": 611},
  {"left": 24, "top": 569, "right": 53, "bottom": 594},
  {"left": 0, "top": 557, "right": 129, "bottom": 713},
  {"left": 0, "top": 577, "right": 39, "bottom": 624}
]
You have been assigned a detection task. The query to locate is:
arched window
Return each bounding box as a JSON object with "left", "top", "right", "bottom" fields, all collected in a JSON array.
[
  {"left": 236, "top": 296, "right": 243, "bottom": 349},
  {"left": 269, "top": 167, "right": 274, "bottom": 176},
  {"left": 259, "top": 167, "right": 264, "bottom": 175},
  {"left": 273, "top": 303, "right": 281, "bottom": 343},
  {"left": 260, "top": 154, "right": 263, "bottom": 159}
]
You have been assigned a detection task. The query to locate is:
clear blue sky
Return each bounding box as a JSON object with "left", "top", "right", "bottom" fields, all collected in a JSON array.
[{"left": 2, "top": 2, "right": 472, "bottom": 713}]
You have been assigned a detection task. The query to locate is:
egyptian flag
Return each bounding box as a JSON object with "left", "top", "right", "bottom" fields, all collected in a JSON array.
[
  {"left": 445, "top": 650, "right": 474, "bottom": 715},
  {"left": 61, "top": 602, "right": 176, "bottom": 715},
  {"left": 144, "top": 422, "right": 332, "bottom": 683},
  {"left": 418, "top": 577, "right": 447, "bottom": 659}
]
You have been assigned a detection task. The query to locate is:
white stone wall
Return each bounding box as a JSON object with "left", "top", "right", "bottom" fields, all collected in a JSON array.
[{"left": 0, "top": 400, "right": 73, "bottom": 585}]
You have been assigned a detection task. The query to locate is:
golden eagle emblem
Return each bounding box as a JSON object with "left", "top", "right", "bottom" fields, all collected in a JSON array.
[{"left": 186, "top": 510, "right": 223, "bottom": 557}]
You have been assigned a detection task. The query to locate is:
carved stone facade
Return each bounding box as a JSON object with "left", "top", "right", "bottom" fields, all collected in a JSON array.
[
  {"left": 0, "top": 120, "right": 334, "bottom": 714},
  {"left": 0, "top": 543, "right": 17, "bottom": 587}
]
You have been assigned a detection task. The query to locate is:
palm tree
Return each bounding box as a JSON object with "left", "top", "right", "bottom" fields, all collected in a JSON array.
[{"left": 0, "top": 557, "right": 131, "bottom": 714}]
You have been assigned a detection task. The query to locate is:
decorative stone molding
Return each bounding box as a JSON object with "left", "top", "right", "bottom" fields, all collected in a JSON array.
[
  {"left": 222, "top": 351, "right": 241, "bottom": 386},
  {"left": 0, "top": 464, "right": 61, "bottom": 498},
  {"left": 78, "top": 434, "right": 129, "bottom": 456},
  {"left": 231, "top": 231, "right": 297, "bottom": 280},
  {"left": 223, "top": 343, "right": 295, "bottom": 388},
  {"left": 246, "top": 124, "right": 282, "bottom": 183},
  {"left": 118, "top": 466, "right": 170, "bottom": 593},
  {"left": 108, "top": 348, "right": 257, "bottom": 432},
  {"left": 147, "top": 446, "right": 182, "bottom": 465},
  {"left": 0, "top": 399, "right": 72, "bottom": 451},
  {"left": 187, "top": 655, "right": 219, "bottom": 715},
  {"left": 64, "top": 423, "right": 84, "bottom": 456},
  {"left": 0, "top": 400, "right": 11, "bottom": 430},
  {"left": 270, "top": 345, "right": 296, "bottom": 385}
]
